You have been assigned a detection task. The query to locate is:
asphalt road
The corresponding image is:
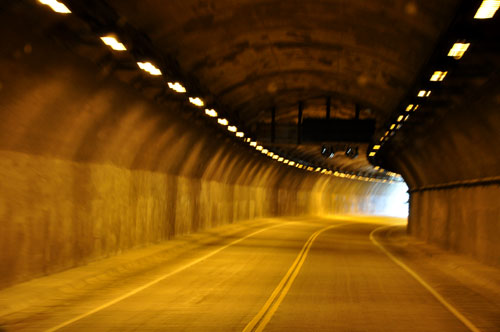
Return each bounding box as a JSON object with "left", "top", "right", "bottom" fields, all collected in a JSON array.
[{"left": 1, "top": 218, "right": 481, "bottom": 331}]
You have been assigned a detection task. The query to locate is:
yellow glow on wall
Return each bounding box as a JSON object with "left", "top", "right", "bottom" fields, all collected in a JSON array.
[
  {"left": 100, "top": 36, "right": 126, "bottom": 51},
  {"left": 430, "top": 71, "right": 447, "bottom": 81},
  {"left": 38, "top": 0, "right": 71, "bottom": 13},
  {"left": 137, "top": 62, "right": 162, "bottom": 76},
  {"left": 167, "top": 82, "right": 186, "bottom": 93},
  {"left": 217, "top": 118, "right": 228, "bottom": 126},
  {"left": 205, "top": 109, "right": 218, "bottom": 117},
  {"left": 474, "top": 0, "right": 500, "bottom": 19},
  {"left": 448, "top": 42, "right": 470, "bottom": 59},
  {"left": 189, "top": 97, "right": 204, "bottom": 107}
]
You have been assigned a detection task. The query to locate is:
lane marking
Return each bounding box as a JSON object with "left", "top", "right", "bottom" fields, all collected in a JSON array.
[
  {"left": 243, "top": 223, "right": 347, "bottom": 332},
  {"left": 45, "top": 222, "right": 295, "bottom": 332},
  {"left": 370, "top": 225, "right": 482, "bottom": 332}
]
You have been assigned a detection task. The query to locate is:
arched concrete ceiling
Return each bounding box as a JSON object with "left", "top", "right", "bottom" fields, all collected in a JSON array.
[
  {"left": 103, "top": 0, "right": 461, "bottom": 175},
  {"left": 31, "top": 0, "right": 463, "bottom": 176},
  {"left": 108, "top": 0, "right": 459, "bottom": 125}
]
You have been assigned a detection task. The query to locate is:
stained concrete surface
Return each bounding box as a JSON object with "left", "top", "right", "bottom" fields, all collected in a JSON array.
[
  {"left": 0, "top": 216, "right": 498, "bottom": 331},
  {"left": 0, "top": 10, "right": 399, "bottom": 289}
]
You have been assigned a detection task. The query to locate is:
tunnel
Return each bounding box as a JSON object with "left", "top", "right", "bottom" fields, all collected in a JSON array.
[{"left": 0, "top": 0, "right": 499, "bottom": 331}]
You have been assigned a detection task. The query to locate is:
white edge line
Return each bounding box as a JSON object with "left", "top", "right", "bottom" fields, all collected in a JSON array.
[
  {"left": 45, "top": 222, "right": 290, "bottom": 332},
  {"left": 369, "top": 225, "right": 482, "bottom": 332}
]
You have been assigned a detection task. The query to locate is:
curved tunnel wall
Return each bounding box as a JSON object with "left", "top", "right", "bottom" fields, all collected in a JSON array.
[
  {"left": 0, "top": 17, "right": 400, "bottom": 289},
  {"left": 387, "top": 76, "right": 500, "bottom": 266}
]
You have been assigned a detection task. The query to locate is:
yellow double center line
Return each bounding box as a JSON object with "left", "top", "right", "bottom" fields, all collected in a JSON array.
[{"left": 243, "top": 223, "right": 347, "bottom": 332}]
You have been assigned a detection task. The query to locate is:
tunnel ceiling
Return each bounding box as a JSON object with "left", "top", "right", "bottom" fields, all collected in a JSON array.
[{"left": 45, "top": 0, "right": 463, "bottom": 177}]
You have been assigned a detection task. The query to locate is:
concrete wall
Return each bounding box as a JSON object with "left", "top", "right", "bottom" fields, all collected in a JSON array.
[
  {"left": 388, "top": 73, "right": 500, "bottom": 266},
  {"left": 0, "top": 8, "right": 397, "bottom": 289}
]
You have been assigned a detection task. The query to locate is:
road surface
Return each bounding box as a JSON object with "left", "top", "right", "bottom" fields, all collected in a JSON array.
[{"left": 0, "top": 217, "right": 487, "bottom": 331}]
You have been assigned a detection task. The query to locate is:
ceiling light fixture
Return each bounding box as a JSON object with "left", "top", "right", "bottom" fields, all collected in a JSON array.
[
  {"left": 236, "top": 132, "right": 244, "bottom": 138},
  {"left": 418, "top": 90, "right": 431, "bottom": 97},
  {"left": 430, "top": 71, "right": 447, "bottom": 81},
  {"left": 37, "top": 0, "right": 71, "bottom": 13},
  {"left": 100, "top": 36, "right": 126, "bottom": 51},
  {"left": 217, "top": 118, "right": 228, "bottom": 126},
  {"left": 167, "top": 82, "right": 186, "bottom": 93},
  {"left": 189, "top": 97, "right": 204, "bottom": 107},
  {"left": 448, "top": 42, "right": 470, "bottom": 59},
  {"left": 137, "top": 62, "right": 162, "bottom": 76},
  {"left": 205, "top": 109, "right": 217, "bottom": 117},
  {"left": 474, "top": 0, "right": 500, "bottom": 19}
]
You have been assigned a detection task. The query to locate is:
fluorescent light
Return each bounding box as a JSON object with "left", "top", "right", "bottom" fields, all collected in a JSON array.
[
  {"left": 137, "top": 62, "right": 162, "bottom": 76},
  {"left": 38, "top": 0, "right": 71, "bottom": 13},
  {"left": 430, "top": 71, "right": 447, "bottom": 81},
  {"left": 283, "top": 159, "right": 289, "bottom": 164},
  {"left": 217, "top": 118, "right": 228, "bottom": 126},
  {"left": 236, "top": 132, "right": 244, "bottom": 138},
  {"left": 278, "top": 157, "right": 284, "bottom": 162},
  {"left": 289, "top": 161, "right": 295, "bottom": 166},
  {"left": 100, "top": 36, "right": 126, "bottom": 51},
  {"left": 205, "top": 109, "right": 218, "bottom": 117},
  {"left": 256, "top": 145, "right": 263, "bottom": 151},
  {"left": 474, "top": 0, "right": 500, "bottom": 19},
  {"left": 267, "top": 152, "right": 274, "bottom": 157},
  {"left": 448, "top": 43, "right": 470, "bottom": 59},
  {"left": 405, "top": 115, "right": 410, "bottom": 121},
  {"left": 315, "top": 167, "right": 321, "bottom": 172},
  {"left": 244, "top": 138, "right": 251, "bottom": 142},
  {"left": 262, "top": 149, "right": 268, "bottom": 154},
  {"left": 390, "top": 124, "right": 396, "bottom": 130},
  {"left": 397, "top": 115, "right": 404, "bottom": 122},
  {"left": 413, "top": 105, "right": 419, "bottom": 111},
  {"left": 168, "top": 82, "right": 186, "bottom": 93},
  {"left": 227, "top": 125, "right": 237, "bottom": 132},
  {"left": 250, "top": 141, "right": 257, "bottom": 147},
  {"left": 189, "top": 97, "right": 204, "bottom": 107},
  {"left": 273, "top": 155, "right": 279, "bottom": 160},
  {"left": 418, "top": 90, "right": 431, "bottom": 97},
  {"left": 373, "top": 145, "right": 380, "bottom": 150},
  {"left": 406, "top": 104, "right": 413, "bottom": 112},
  {"left": 369, "top": 152, "right": 376, "bottom": 157}
]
